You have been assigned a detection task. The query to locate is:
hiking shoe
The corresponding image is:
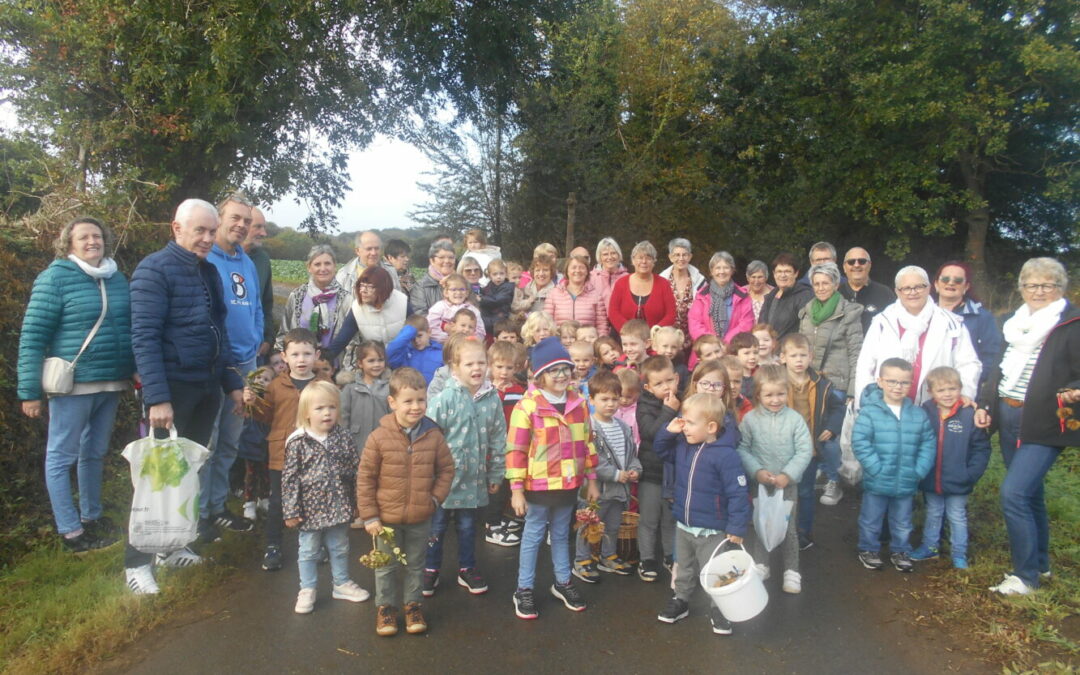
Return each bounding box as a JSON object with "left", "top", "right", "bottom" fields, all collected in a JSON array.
[
  {"left": 213, "top": 509, "right": 254, "bottom": 533},
  {"left": 910, "top": 545, "right": 939, "bottom": 561},
  {"left": 551, "top": 581, "right": 586, "bottom": 612},
  {"left": 261, "top": 546, "right": 283, "bottom": 571},
  {"left": 422, "top": 569, "right": 439, "bottom": 597},
  {"left": 295, "top": 588, "right": 317, "bottom": 614},
  {"left": 376, "top": 605, "right": 398, "bottom": 636},
  {"left": 243, "top": 501, "right": 257, "bottom": 521},
  {"left": 156, "top": 546, "right": 203, "bottom": 568},
  {"left": 858, "top": 550, "right": 884, "bottom": 571},
  {"left": 990, "top": 574, "right": 1033, "bottom": 596},
  {"left": 891, "top": 552, "right": 914, "bottom": 573},
  {"left": 657, "top": 596, "right": 689, "bottom": 623},
  {"left": 952, "top": 556, "right": 969, "bottom": 569},
  {"left": 125, "top": 564, "right": 160, "bottom": 595},
  {"left": 82, "top": 517, "right": 121, "bottom": 547},
  {"left": 662, "top": 555, "right": 674, "bottom": 573},
  {"left": 573, "top": 558, "right": 602, "bottom": 584},
  {"left": 638, "top": 559, "right": 659, "bottom": 582},
  {"left": 197, "top": 518, "right": 222, "bottom": 544},
  {"left": 597, "top": 554, "right": 632, "bottom": 576},
  {"left": 798, "top": 532, "right": 814, "bottom": 551},
  {"left": 333, "top": 580, "right": 370, "bottom": 602},
  {"left": 755, "top": 563, "right": 770, "bottom": 581},
  {"left": 61, "top": 531, "right": 105, "bottom": 554},
  {"left": 819, "top": 480, "right": 843, "bottom": 505},
  {"left": 709, "top": 606, "right": 733, "bottom": 635},
  {"left": 457, "top": 568, "right": 489, "bottom": 594},
  {"left": 782, "top": 570, "right": 802, "bottom": 594},
  {"left": 404, "top": 602, "right": 427, "bottom": 634},
  {"left": 514, "top": 588, "right": 538, "bottom": 619}
]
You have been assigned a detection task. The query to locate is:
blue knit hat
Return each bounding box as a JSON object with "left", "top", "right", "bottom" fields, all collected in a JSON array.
[{"left": 531, "top": 336, "right": 573, "bottom": 379}]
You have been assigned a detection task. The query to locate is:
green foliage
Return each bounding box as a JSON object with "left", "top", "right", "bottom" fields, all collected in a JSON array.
[{"left": 269, "top": 259, "right": 310, "bottom": 285}]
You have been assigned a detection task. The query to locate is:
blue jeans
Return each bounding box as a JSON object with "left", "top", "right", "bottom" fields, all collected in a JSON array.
[
  {"left": 200, "top": 357, "right": 256, "bottom": 518},
  {"left": 298, "top": 523, "right": 350, "bottom": 590},
  {"left": 919, "top": 493, "right": 969, "bottom": 558},
  {"left": 997, "top": 402, "right": 1061, "bottom": 587},
  {"left": 45, "top": 391, "right": 122, "bottom": 534},
  {"left": 857, "top": 492, "right": 914, "bottom": 554},
  {"left": 819, "top": 437, "right": 841, "bottom": 482},
  {"left": 517, "top": 499, "right": 574, "bottom": 589},
  {"left": 425, "top": 506, "right": 478, "bottom": 571}
]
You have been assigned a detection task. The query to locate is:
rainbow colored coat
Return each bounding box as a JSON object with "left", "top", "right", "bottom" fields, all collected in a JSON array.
[{"left": 504, "top": 387, "right": 598, "bottom": 492}]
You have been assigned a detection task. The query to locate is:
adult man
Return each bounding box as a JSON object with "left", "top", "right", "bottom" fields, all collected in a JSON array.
[
  {"left": 839, "top": 247, "right": 895, "bottom": 331},
  {"left": 126, "top": 199, "right": 245, "bottom": 593},
  {"left": 799, "top": 241, "right": 844, "bottom": 287},
  {"left": 244, "top": 206, "right": 275, "bottom": 357},
  {"left": 202, "top": 192, "right": 262, "bottom": 536},
  {"left": 336, "top": 230, "right": 401, "bottom": 293}
]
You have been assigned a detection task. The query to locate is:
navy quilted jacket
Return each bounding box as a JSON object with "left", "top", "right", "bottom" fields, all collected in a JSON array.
[
  {"left": 852, "top": 385, "right": 936, "bottom": 497},
  {"left": 918, "top": 401, "right": 991, "bottom": 496}
]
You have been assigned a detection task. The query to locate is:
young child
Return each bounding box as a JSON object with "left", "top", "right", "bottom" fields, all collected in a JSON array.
[
  {"left": 778, "top": 334, "right": 845, "bottom": 550},
  {"left": 614, "top": 368, "right": 641, "bottom": 444},
  {"left": 910, "top": 366, "right": 990, "bottom": 569},
  {"left": 494, "top": 318, "right": 522, "bottom": 343},
  {"left": 505, "top": 336, "right": 600, "bottom": 619},
  {"left": 314, "top": 357, "right": 334, "bottom": 383},
  {"left": 558, "top": 320, "right": 582, "bottom": 349},
  {"left": 726, "top": 332, "right": 760, "bottom": 399},
  {"left": 239, "top": 366, "right": 274, "bottom": 521},
  {"left": 424, "top": 338, "right": 507, "bottom": 596},
  {"left": 505, "top": 261, "right": 523, "bottom": 287},
  {"left": 654, "top": 393, "right": 749, "bottom": 635},
  {"left": 594, "top": 336, "right": 622, "bottom": 370},
  {"left": 573, "top": 371, "right": 641, "bottom": 583},
  {"left": 480, "top": 259, "right": 514, "bottom": 335},
  {"left": 387, "top": 314, "right": 444, "bottom": 384},
  {"left": 356, "top": 368, "right": 455, "bottom": 636},
  {"left": 427, "top": 332, "right": 481, "bottom": 399},
  {"left": 719, "top": 355, "right": 754, "bottom": 422},
  {"left": 269, "top": 352, "right": 287, "bottom": 375},
  {"left": 636, "top": 355, "right": 681, "bottom": 581},
  {"left": 851, "top": 358, "right": 936, "bottom": 573},
  {"left": 692, "top": 334, "right": 725, "bottom": 366},
  {"left": 752, "top": 323, "right": 779, "bottom": 366},
  {"left": 620, "top": 319, "right": 651, "bottom": 370},
  {"left": 651, "top": 325, "right": 688, "bottom": 393},
  {"left": 520, "top": 310, "right": 557, "bottom": 371},
  {"left": 427, "top": 273, "right": 485, "bottom": 344},
  {"left": 576, "top": 324, "right": 599, "bottom": 345},
  {"left": 247, "top": 328, "right": 331, "bottom": 572},
  {"left": 736, "top": 364, "right": 812, "bottom": 594},
  {"left": 484, "top": 341, "right": 528, "bottom": 547},
  {"left": 569, "top": 341, "right": 596, "bottom": 391},
  {"left": 282, "top": 381, "right": 369, "bottom": 613},
  {"left": 340, "top": 341, "right": 391, "bottom": 526},
  {"left": 689, "top": 359, "right": 734, "bottom": 413}
]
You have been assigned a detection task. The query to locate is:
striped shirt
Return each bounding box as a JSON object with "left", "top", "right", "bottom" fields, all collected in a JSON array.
[{"left": 998, "top": 345, "right": 1043, "bottom": 401}]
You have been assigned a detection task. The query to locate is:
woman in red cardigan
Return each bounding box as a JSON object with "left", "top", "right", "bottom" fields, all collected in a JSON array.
[{"left": 607, "top": 241, "right": 676, "bottom": 332}]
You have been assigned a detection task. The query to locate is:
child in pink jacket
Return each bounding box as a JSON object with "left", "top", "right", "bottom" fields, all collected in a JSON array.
[{"left": 426, "top": 273, "right": 485, "bottom": 344}]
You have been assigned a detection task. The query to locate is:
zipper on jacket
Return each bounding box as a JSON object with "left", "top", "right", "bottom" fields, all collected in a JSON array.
[{"left": 684, "top": 443, "right": 705, "bottom": 525}]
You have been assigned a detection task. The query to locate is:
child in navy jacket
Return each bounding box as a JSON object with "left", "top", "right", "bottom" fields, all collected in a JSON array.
[{"left": 479, "top": 259, "right": 514, "bottom": 335}]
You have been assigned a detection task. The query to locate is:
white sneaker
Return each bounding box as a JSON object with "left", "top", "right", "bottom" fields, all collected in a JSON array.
[
  {"left": 295, "top": 587, "right": 317, "bottom": 613},
  {"left": 782, "top": 570, "right": 802, "bottom": 594},
  {"left": 257, "top": 498, "right": 269, "bottom": 513},
  {"left": 125, "top": 564, "right": 160, "bottom": 595},
  {"left": 819, "top": 480, "right": 843, "bottom": 505},
  {"left": 155, "top": 546, "right": 203, "bottom": 568},
  {"left": 990, "top": 574, "right": 1033, "bottom": 596},
  {"left": 243, "top": 501, "right": 257, "bottom": 521},
  {"left": 755, "top": 564, "right": 770, "bottom": 581},
  {"left": 332, "top": 580, "right": 371, "bottom": 603}
]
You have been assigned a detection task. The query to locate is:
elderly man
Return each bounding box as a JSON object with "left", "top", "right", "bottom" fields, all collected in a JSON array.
[
  {"left": 839, "top": 247, "right": 895, "bottom": 331},
  {"left": 336, "top": 230, "right": 401, "bottom": 293},
  {"left": 126, "top": 199, "right": 245, "bottom": 593},
  {"left": 244, "top": 207, "right": 275, "bottom": 357}
]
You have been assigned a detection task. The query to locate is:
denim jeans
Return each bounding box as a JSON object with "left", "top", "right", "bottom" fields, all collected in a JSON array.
[
  {"left": 425, "top": 506, "right": 478, "bottom": 571},
  {"left": 919, "top": 492, "right": 969, "bottom": 558},
  {"left": 298, "top": 523, "right": 350, "bottom": 590},
  {"left": 375, "top": 520, "right": 430, "bottom": 607},
  {"left": 201, "top": 357, "right": 256, "bottom": 518},
  {"left": 45, "top": 391, "right": 122, "bottom": 534},
  {"left": 797, "top": 457, "right": 819, "bottom": 536},
  {"left": 517, "top": 499, "right": 574, "bottom": 589},
  {"left": 637, "top": 481, "right": 675, "bottom": 562},
  {"left": 857, "top": 492, "right": 914, "bottom": 554},
  {"left": 819, "top": 437, "right": 841, "bottom": 482},
  {"left": 997, "top": 402, "right": 1061, "bottom": 586},
  {"left": 575, "top": 498, "right": 625, "bottom": 561}
]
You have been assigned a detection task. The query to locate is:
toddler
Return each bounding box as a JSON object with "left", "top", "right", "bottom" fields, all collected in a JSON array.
[
  {"left": 719, "top": 355, "right": 754, "bottom": 422},
  {"left": 636, "top": 355, "right": 681, "bottom": 581},
  {"left": 651, "top": 325, "right": 688, "bottom": 393},
  {"left": 480, "top": 259, "right": 514, "bottom": 335},
  {"left": 558, "top": 320, "right": 582, "bottom": 348},
  {"left": 387, "top": 314, "right": 444, "bottom": 384},
  {"left": 505, "top": 261, "right": 524, "bottom": 287},
  {"left": 576, "top": 324, "right": 599, "bottom": 344},
  {"left": 313, "top": 357, "right": 334, "bottom": 382},
  {"left": 494, "top": 318, "right": 522, "bottom": 343},
  {"left": 268, "top": 352, "right": 287, "bottom": 375},
  {"left": 569, "top": 341, "right": 597, "bottom": 392},
  {"left": 427, "top": 273, "right": 485, "bottom": 344},
  {"left": 752, "top": 323, "right": 779, "bottom": 366}
]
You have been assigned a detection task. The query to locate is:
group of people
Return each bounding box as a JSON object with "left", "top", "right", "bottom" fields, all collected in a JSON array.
[{"left": 17, "top": 198, "right": 1079, "bottom": 637}]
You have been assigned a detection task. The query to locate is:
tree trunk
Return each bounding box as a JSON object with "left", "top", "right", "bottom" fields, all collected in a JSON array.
[
  {"left": 493, "top": 117, "right": 503, "bottom": 245},
  {"left": 565, "top": 192, "right": 577, "bottom": 257},
  {"left": 959, "top": 153, "right": 989, "bottom": 295}
]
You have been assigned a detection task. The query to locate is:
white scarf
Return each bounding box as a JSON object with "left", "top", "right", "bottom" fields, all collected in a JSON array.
[
  {"left": 894, "top": 297, "right": 935, "bottom": 363},
  {"left": 999, "top": 298, "right": 1066, "bottom": 388},
  {"left": 68, "top": 254, "right": 117, "bottom": 279}
]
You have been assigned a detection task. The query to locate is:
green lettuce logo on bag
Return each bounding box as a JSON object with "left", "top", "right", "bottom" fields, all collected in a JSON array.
[{"left": 140, "top": 442, "right": 191, "bottom": 491}]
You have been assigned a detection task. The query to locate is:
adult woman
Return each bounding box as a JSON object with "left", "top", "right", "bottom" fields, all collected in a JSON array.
[
  {"left": 459, "top": 255, "right": 485, "bottom": 303},
  {"left": 745, "top": 260, "right": 774, "bottom": 323},
  {"left": 797, "top": 262, "right": 864, "bottom": 395},
  {"left": 933, "top": 261, "right": 1002, "bottom": 383},
  {"left": 278, "top": 245, "right": 351, "bottom": 351},
  {"left": 17, "top": 217, "right": 134, "bottom": 552},
  {"left": 759, "top": 252, "right": 813, "bottom": 339},
  {"left": 410, "top": 240, "right": 457, "bottom": 317},
  {"left": 607, "top": 241, "right": 676, "bottom": 332},
  {"left": 458, "top": 229, "right": 501, "bottom": 283},
  {"left": 590, "top": 237, "right": 629, "bottom": 304},
  {"left": 324, "top": 265, "right": 408, "bottom": 364},
  {"left": 688, "top": 251, "right": 754, "bottom": 346},
  {"left": 659, "top": 238, "right": 706, "bottom": 348},
  {"left": 512, "top": 254, "right": 558, "bottom": 316},
  {"left": 976, "top": 258, "right": 1079, "bottom": 596},
  {"left": 853, "top": 265, "right": 981, "bottom": 406},
  {"left": 544, "top": 255, "right": 609, "bottom": 335}
]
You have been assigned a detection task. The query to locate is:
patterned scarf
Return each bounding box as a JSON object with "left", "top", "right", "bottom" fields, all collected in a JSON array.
[
  {"left": 709, "top": 280, "right": 735, "bottom": 337},
  {"left": 302, "top": 279, "right": 341, "bottom": 347}
]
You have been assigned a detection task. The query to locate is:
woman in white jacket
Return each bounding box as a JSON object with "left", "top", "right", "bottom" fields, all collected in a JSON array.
[{"left": 324, "top": 265, "right": 407, "bottom": 368}]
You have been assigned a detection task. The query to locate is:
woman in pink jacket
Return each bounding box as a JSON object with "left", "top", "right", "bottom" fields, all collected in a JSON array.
[
  {"left": 589, "top": 237, "right": 629, "bottom": 305},
  {"left": 544, "top": 255, "right": 609, "bottom": 335},
  {"left": 688, "top": 251, "right": 754, "bottom": 347}
]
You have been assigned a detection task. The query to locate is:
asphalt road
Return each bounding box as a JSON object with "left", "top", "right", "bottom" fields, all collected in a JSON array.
[{"left": 103, "top": 494, "right": 986, "bottom": 674}]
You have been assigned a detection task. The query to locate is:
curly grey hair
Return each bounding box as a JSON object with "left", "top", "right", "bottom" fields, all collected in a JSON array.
[
  {"left": 54, "top": 216, "right": 114, "bottom": 259},
  {"left": 667, "top": 238, "right": 692, "bottom": 255},
  {"left": 1018, "top": 257, "right": 1068, "bottom": 291}
]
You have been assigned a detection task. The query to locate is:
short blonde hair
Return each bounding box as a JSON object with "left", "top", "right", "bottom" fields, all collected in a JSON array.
[
  {"left": 296, "top": 381, "right": 341, "bottom": 429},
  {"left": 568, "top": 341, "right": 593, "bottom": 359},
  {"left": 521, "top": 311, "right": 557, "bottom": 347},
  {"left": 925, "top": 366, "right": 961, "bottom": 391},
  {"left": 682, "top": 392, "right": 727, "bottom": 428},
  {"left": 751, "top": 364, "right": 788, "bottom": 403},
  {"left": 486, "top": 258, "right": 507, "bottom": 276},
  {"left": 558, "top": 320, "right": 581, "bottom": 340}
]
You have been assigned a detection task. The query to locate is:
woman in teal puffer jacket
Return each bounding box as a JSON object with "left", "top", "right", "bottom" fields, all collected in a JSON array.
[{"left": 17, "top": 217, "right": 134, "bottom": 553}]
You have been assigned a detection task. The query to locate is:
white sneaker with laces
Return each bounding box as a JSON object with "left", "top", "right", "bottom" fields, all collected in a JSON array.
[
  {"left": 332, "top": 580, "right": 371, "bottom": 602},
  {"left": 782, "top": 570, "right": 802, "bottom": 594},
  {"left": 155, "top": 546, "right": 203, "bottom": 568},
  {"left": 125, "top": 564, "right": 160, "bottom": 595},
  {"left": 990, "top": 574, "right": 1033, "bottom": 596},
  {"left": 295, "top": 587, "right": 317, "bottom": 613},
  {"left": 243, "top": 501, "right": 257, "bottom": 521},
  {"left": 754, "top": 563, "right": 770, "bottom": 581},
  {"left": 819, "top": 480, "right": 843, "bottom": 505}
]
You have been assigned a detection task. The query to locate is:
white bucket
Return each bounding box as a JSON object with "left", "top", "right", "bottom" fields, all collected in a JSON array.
[{"left": 699, "top": 543, "right": 768, "bottom": 622}]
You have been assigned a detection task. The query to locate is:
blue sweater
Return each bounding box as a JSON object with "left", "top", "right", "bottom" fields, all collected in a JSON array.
[
  {"left": 207, "top": 243, "right": 263, "bottom": 363},
  {"left": 386, "top": 324, "right": 444, "bottom": 384},
  {"left": 918, "top": 401, "right": 991, "bottom": 496},
  {"left": 852, "top": 385, "right": 936, "bottom": 497}
]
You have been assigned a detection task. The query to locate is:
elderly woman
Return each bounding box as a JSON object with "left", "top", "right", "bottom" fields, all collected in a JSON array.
[
  {"left": 512, "top": 254, "right": 558, "bottom": 316},
  {"left": 278, "top": 244, "right": 351, "bottom": 351},
  {"left": 323, "top": 265, "right": 408, "bottom": 365},
  {"left": 760, "top": 252, "right": 813, "bottom": 339},
  {"left": 853, "top": 265, "right": 981, "bottom": 406},
  {"left": 933, "top": 260, "right": 1002, "bottom": 383},
  {"left": 544, "top": 254, "right": 609, "bottom": 335},
  {"left": 976, "top": 258, "right": 1079, "bottom": 596},
  {"left": 745, "top": 260, "right": 774, "bottom": 323},
  {"left": 607, "top": 241, "right": 676, "bottom": 332},
  {"left": 17, "top": 217, "right": 134, "bottom": 552},
  {"left": 660, "top": 238, "right": 706, "bottom": 347},
  {"left": 797, "top": 262, "right": 864, "bottom": 395},
  {"left": 459, "top": 229, "right": 501, "bottom": 283},
  {"left": 590, "top": 237, "right": 629, "bottom": 304},
  {"left": 410, "top": 240, "right": 457, "bottom": 317},
  {"left": 688, "top": 251, "right": 754, "bottom": 346}
]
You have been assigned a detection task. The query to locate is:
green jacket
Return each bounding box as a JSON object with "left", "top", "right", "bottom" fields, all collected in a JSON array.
[{"left": 427, "top": 376, "right": 506, "bottom": 508}]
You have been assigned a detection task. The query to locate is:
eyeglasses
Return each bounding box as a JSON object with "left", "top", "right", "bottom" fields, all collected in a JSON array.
[
  {"left": 463, "top": 268, "right": 481, "bottom": 274},
  {"left": 882, "top": 379, "right": 912, "bottom": 389},
  {"left": 545, "top": 366, "right": 572, "bottom": 378},
  {"left": 697, "top": 380, "right": 725, "bottom": 392},
  {"left": 897, "top": 284, "right": 928, "bottom": 295},
  {"left": 1021, "top": 283, "right": 1059, "bottom": 293},
  {"left": 938, "top": 276, "right": 965, "bottom": 285},
  {"left": 357, "top": 283, "right": 375, "bottom": 290},
  {"left": 845, "top": 258, "right": 869, "bottom": 266},
  {"left": 446, "top": 287, "right": 468, "bottom": 293}
]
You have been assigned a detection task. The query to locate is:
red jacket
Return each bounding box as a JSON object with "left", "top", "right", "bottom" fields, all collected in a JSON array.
[{"left": 607, "top": 274, "right": 676, "bottom": 332}]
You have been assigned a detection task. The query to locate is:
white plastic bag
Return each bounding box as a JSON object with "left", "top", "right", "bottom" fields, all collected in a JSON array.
[
  {"left": 838, "top": 401, "right": 863, "bottom": 486},
  {"left": 122, "top": 427, "right": 210, "bottom": 554},
  {"left": 752, "top": 484, "right": 793, "bottom": 553}
]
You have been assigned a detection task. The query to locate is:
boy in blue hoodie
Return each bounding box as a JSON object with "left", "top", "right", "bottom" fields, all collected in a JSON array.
[
  {"left": 654, "top": 393, "right": 750, "bottom": 637},
  {"left": 387, "top": 314, "right": 443, "bottom": 384},
  {"left": 852, "top": 358, "right": 936, "bottom": 573},
  {"left": 910, "top": 366, "right": 991, "bottom": 569}
]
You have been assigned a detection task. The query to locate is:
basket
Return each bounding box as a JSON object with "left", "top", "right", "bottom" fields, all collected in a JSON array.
[{"left": 616, "top": 510, "right": 640, "bottom": 564}]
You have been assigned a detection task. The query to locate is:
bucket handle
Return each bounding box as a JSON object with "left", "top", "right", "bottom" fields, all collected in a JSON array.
[{"left": 706, "top": 538, "right": 746, "bottom": 565}]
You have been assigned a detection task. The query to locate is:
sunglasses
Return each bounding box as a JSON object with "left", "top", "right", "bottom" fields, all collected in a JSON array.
[
  {"left": 845, "top": 258, "right": 869, "bottom": 266},
  {"left": 938, "top": 276, "right": 965, "bottom": 285}
]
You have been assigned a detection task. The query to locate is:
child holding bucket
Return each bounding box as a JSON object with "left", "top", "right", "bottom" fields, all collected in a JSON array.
[{"left": 652, "top": 392, "right": 750, "bottom": 635}]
